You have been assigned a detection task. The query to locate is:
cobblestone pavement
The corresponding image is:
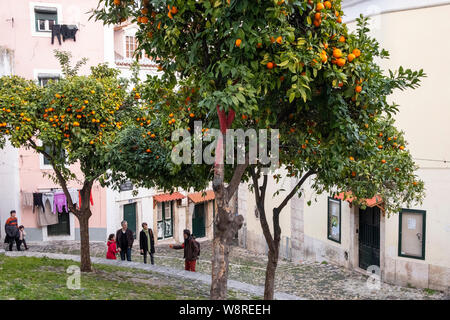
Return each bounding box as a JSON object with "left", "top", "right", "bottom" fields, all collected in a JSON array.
[{"left": 17, "top": 240, "right": 449, "bottom": 300}]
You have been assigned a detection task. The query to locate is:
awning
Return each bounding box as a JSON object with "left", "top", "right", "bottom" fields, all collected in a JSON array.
[
  {"left": 188, "top": 190, "right": 215, "bottom": 204},
  {"left": 153, "top": 192, "right": 185, "bottom": 208},
  {"left": 334, "top": 192, "right": 384, "bottom": 209}
]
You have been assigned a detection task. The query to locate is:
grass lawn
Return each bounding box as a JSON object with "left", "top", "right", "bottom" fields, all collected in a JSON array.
[{"left": 0, "top": 255, "right": 212, "bottom": 300}]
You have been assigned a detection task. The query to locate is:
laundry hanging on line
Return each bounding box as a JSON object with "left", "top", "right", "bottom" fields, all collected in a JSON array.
[
  {"left": 22, "top": 192, "right": 34, "bottom": 207},
  {"left": 31, "top": 188, "right": 80, "bottom": 215}
]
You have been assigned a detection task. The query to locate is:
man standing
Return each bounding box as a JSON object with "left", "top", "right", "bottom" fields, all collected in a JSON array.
[
  {"left": 139, "top": 222, "right": 155, "bottom": 265},
  {"left": 116, "top": 220, "right": 134, "bottom": 261},
  {"left": 169, "top": 229, "right": 200, "bottom": 272},
  {"left": 4, "top": 210, "right": 20, "bottom": 251}
]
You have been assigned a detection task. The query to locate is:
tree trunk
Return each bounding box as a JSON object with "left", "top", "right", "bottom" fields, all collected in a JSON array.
[
  {"left": 210, "top": 170, "right": 243, "bottom": 299},
  {"left": 210, "top": 224, "right": 232, "bottom": 299},
  {"left": 210, "top": 106, "right": 244, "bottom": 300},
  {"left": 78, "top": 183, "right": 93, "bottom": 272},
  {"left": 264, "top": 240, "right": 280, "bottom": 300},
  {"left": 78, "top": 213, "right": 92, "bottom": 272}
]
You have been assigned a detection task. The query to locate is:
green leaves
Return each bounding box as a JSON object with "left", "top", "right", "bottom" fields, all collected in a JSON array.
[{"left": 90, "top": 0, "right": 426, "bottom": 214}]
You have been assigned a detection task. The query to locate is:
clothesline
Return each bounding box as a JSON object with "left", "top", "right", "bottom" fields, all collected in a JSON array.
[{"left": 22, "top": 189, "right": 94, "bottom": 215}]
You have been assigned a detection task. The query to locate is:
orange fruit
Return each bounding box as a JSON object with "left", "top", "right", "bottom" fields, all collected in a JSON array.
[
  {"left": 146, "top": 149, "right": 151, "bottom": 153},
  {"left": 351, "top": 171, "right": 356, "bottom": 177},
  {"left": 140, "top": 16, "right": 149, "bottom": 23},
  {"left": 395, "top": 168, "right": 400, "bottom": 172},
  {"left": 256, "top": 42, "right": 262, "bottom": 48},
  {"left": 355, "top": 85, "right": 362, "bottom": 93},
  {"left": 381, "top": 159, "right": 386, "bottom": 164},
  {"left": 315, "top": 13, "right": 321, "bottom": 20},
  {"left": 189, "top": 113, "right": 195, "bottom": 118},
  {"left": 333, "top": 48, "right": 342, "bottom": 58},
  {"left": 235, "top": 39, "right": 242, "bottom": 47},
  {"left": 267, "top": 62, "right": 274, "bottom": 69},
  {"left": 399, "top": 146, "right": 405, "bottom": 150},
  {"left": 339, "top": 36, "right": 345, "bottom": 42},
  {"left": 114, "top": 0, "right": 121, "bottom": 5},
  {"left": 337, "top": 17, "right": 342, "bottom": 23},
  {"left": 378, "top": 145, "right": 383, "bottom": 149},
  {"left": 314, "top": 19, "right": 321, "bottom": 27},
  {"left": 348, "top": 53, "right": 355, "bottom": 62},
  {"left": 349, "top": 156, "right": 355, "bottom": 161},
  {"left": 316, "top": 3, "right": 324, "bottom": 11},
  {"left": 353, "top": 48, "right": 361, "bottom": 57},
  {"left": 276, "top": 36, "right": 283, "bottom": 44},
  {"left": 324, "top": 1, "right": 331, "bottom": 9},
  {"left": 336, "top": 58, "right": 346, "bottom": 67}
]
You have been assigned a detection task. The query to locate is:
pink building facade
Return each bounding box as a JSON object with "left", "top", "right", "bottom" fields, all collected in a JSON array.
[{"left": 0, "top": 0, "right": 156, "bottom": 242}]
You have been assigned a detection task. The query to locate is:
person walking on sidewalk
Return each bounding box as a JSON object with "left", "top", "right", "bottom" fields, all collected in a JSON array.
[
  {"left": 139, "top": 222, "right": 155, "bottom": 265},
  {"left": 4, "top": 210, "right": 20, "bottom": 251},
  {"left": 106, "top": 234, "right": 119, "bottom": 260},
  {"left": 116, "top": 220, "right": 134, "bottom": 261},
  {"left": 169, "top": 229, "right": 200, "bottom": 272},
  {"left": 18, "top": 225, "right": 28, "bottom": 250}
]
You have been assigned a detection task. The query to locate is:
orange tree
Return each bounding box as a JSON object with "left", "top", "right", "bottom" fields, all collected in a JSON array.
[
  {"left": 0, "top": 53, "right": 131, "bottom": 271},
  {"left": 94, "top": 0, "right": 424, "bottom": 299}
]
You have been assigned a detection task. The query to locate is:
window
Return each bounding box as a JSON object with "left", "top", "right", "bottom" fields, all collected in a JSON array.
[
  {"left": 34, "top": 6, "right": 57, "bottom": 32},
  {"left": 38, "top": 73, "right": 60, "bottom": 87},
  {"left": 327, "top": 197, "right": 341, "bottom": 243},
  {"left": 125, "top": 36, "right": 138, "bottom": 59},
  {"left": 157, "top": 201, "right": 173, "bottom": 240},
  {"left": 42, "top": 144, "right": 66, "bottom": 167},
  {"left": 399, "top": 209, "right": 426, "bottom": 260}
]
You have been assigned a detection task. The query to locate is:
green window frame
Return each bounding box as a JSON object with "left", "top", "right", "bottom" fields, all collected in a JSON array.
[
  {"left": 327, "top": 197, "right": 341, "bottom": 243},
  {"left": 398, "top": 209, "right": 426, "bottom": 260},
  {"left": 157, "top": 201, "right": 173, "bottom": 240},
  {"left": 34, "top": 7, "right": 58, "bottom": 33}
]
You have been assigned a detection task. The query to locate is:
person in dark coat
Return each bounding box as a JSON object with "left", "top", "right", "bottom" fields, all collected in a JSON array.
[
  {"left": 4, "top": 210, "right": 20, "bottom": 251},
  {"left": 170, "top": 229, "right": 200, "bottom": 272},
  {"left": 139, "top": 222, "right": 155, "bottom": 265},
  {"left": 115, "top": 220, "right": 134, "bottom": 261}
]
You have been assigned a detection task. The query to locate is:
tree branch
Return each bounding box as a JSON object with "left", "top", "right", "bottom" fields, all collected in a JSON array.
[
  {"left": 28, "top": 138, "right": 81, "bottom": 217},
  {"left": 250, "top": 166, "right": 274, "bottom": 249},
  {"left": 226, "top": 153, "right": 249, "bottom": 202},
  {"left": 275, "top": 170, "right": 315, "bottom": 215}
]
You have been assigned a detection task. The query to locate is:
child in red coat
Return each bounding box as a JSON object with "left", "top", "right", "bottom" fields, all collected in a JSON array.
[{"left": 106, "top": 234, "right": 119, "bottom": 260}]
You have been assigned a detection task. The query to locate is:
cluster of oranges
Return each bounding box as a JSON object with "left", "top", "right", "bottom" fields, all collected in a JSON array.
[{"left": 313, "top": 1, "right": 336, "bottom": 27}]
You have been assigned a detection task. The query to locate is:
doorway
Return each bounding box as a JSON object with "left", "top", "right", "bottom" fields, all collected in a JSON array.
[
  {"left": 359, "top": 206, "right": 380, "bottom": 270},
  {"left": 47, "top": 210, "right": 70, "bottom": 236},
  {"left": 192, "top": 203, "right": 206, "bottom": 238},
  {"left": 123, "top": 203, "right": 137, "bottom": 239},
  {"left": 157, "top": 201, "right": 173, "bottom": 240}
]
